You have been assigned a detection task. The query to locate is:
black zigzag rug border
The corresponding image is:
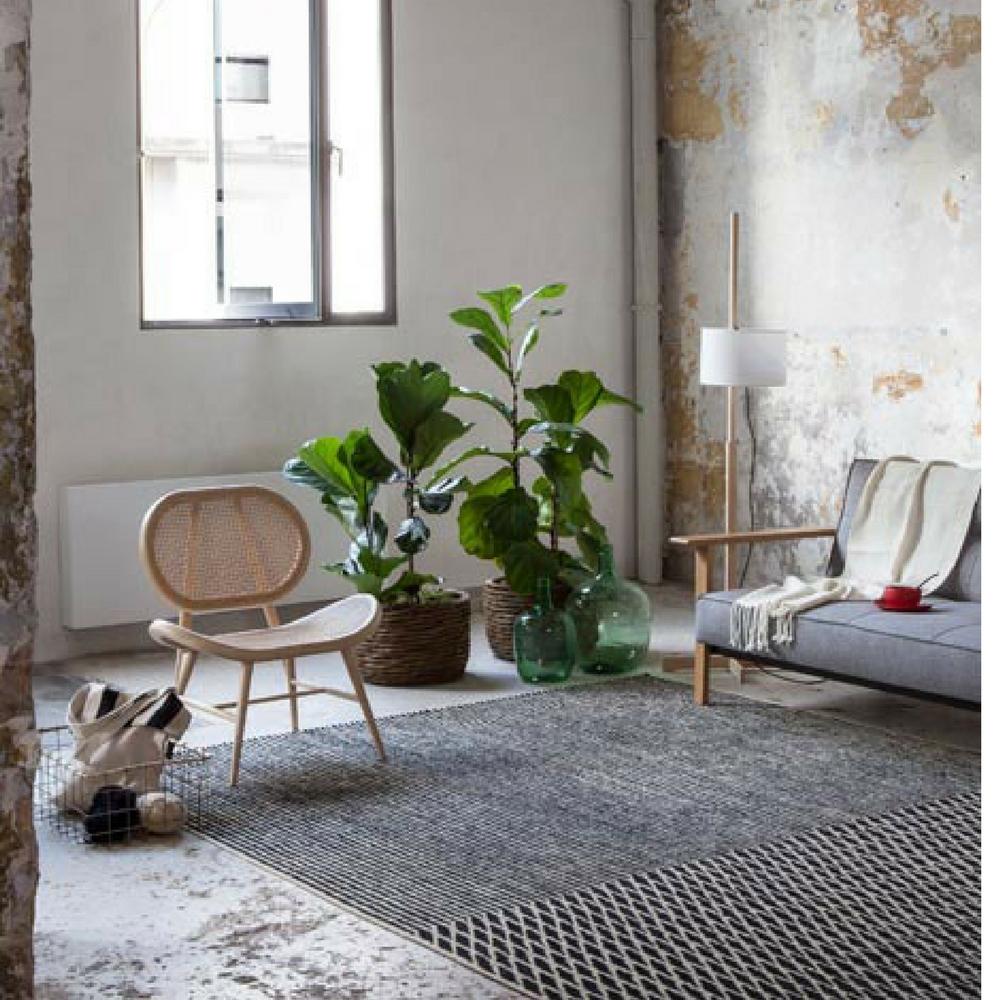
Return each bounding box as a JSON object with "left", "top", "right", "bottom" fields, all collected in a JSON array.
[{"left": 419, "top": 793, "right": 981, "bottom": 1000}]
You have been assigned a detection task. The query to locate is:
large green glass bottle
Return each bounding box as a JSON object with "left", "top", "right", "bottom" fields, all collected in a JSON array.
[
  {"left": 568, "top": 545, "right": 651, "bottom": 674},
  {"left": 514, "top": 577, "right": 577, "bottom": 684}
]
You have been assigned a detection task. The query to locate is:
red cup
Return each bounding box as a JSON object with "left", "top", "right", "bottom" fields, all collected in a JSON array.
[{"left": 881, "top": 585, "right": 922, "bottom": 609}]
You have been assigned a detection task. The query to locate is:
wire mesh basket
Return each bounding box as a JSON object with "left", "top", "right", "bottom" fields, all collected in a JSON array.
[{"left": 34, "top": 726, "right": 211, "bottom": 844}]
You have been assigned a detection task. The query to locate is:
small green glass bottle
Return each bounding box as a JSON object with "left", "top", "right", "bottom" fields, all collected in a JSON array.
[
  {"left": 568, "top": 544, "right": 651, "bottom": 675},
  {"left": 514, "top": 577, "right": 577, "bottom": 684}
]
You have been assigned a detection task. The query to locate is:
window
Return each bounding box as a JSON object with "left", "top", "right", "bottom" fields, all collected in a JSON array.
[
  {"left": 220, "top": 56, "right": 270, "bottom": 104},
  {"left": 138, "top": 0, "right": 394, "bottom": 326}
]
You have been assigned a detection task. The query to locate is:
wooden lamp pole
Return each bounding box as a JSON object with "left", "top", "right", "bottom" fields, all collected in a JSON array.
[{"left": 724, "top": 211, "right": 740, "bottom": 590}]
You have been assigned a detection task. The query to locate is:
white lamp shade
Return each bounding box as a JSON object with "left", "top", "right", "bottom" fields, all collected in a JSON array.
[{"left": 699, "top": 327, "right": 787, "bottom": 387}]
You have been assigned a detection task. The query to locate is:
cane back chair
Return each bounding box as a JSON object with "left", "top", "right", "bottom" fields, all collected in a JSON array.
[{"left": 140, "top": 485, "right": 385, "bottom": 785}]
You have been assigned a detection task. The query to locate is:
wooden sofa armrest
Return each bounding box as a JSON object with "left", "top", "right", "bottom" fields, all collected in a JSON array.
[
  {"left": 670, "top": 526, "right": 836, "bottom": 550},
  {"left": 671, "top": 526, "right": 836, "bottom": 600},
  {"left": 668, "top": 524, "right": 837, "bottom": 707}
]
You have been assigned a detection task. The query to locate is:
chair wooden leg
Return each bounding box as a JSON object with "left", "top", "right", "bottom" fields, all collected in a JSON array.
[
  {"left": 283, "top": 657, "right": 299, "bottom": 733},
  {"left": 176, "top": 650, "right": 197, "bottom": 696},
  {"left": 694, "top": 643, "right": 710, "bottom": 706},
  {"left": 343, "top": 650, "right": 386, "bottom": 762},
  {"left": 229, "top": 662, "right": 254, "bottom": 787}
]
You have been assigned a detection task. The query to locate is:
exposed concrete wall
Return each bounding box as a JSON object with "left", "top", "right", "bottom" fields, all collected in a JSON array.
[
  {"left": 657, "top": 0, "right": 980, "bottom": 584},
  {"left": 0, "top": 0, "right": 39, "bottom": 993}
]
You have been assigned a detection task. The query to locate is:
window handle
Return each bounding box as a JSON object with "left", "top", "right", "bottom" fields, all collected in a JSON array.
[{"left": 327, "top": 142, "right": 344, "bottom": 177}]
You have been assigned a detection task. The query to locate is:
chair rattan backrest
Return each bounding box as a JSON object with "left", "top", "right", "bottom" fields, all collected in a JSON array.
[{"left": 140, "top": 485, "right": 311, "bottom": 613}]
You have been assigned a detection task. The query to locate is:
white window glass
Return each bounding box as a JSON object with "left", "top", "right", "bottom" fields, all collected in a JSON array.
[
  {"left": 222, "top": 56, "right": 270, "bottom": 104},
  {"left": 328, "top": 0, "right": 387, "bottom": 315},
  {"left": 139, "top": 1, "right": 217, "bottom": 323},
  {"left": 215, "top": 0, "right": 317, "bottom": 319}
]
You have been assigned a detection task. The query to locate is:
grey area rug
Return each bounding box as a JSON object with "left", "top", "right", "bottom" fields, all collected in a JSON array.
[{"left": 194, "top": 677, "right": 980, "bottom": 995}]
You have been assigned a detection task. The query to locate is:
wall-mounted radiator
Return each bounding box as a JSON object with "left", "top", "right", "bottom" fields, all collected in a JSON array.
[{"left": 59, "top": 471, "right": 347, "bottom": 629}]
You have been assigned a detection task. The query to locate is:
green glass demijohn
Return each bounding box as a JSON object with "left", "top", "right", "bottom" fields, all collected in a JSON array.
[
  {"left": 568, "top": 544, "right": 651, "bottom": 675},
  {"left": 514, "top": 577, "right": 577, "bottom": 684}
]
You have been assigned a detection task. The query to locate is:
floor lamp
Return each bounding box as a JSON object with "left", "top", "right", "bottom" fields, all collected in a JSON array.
[{"left": 700, "top": 213, "right": 787, "bottom": 591}]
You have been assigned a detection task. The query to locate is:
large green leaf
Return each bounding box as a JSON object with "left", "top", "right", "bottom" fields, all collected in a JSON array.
[
  {"left": 557, "top": 370, "right": 641, "bottom": 422},
  {"left": 325, "top": 561, "right": 387, "bottom": 597},
  {"left": 381, "top": 571, "right": 441, "bottom": 603},
  {"left": 457, "top": 480, "right": 536, "bottom": 560},
  {"left": 282, "top": 456, "right": 330, "bottom": 494},
  {"left": 430, "top": 446, "right": 518, "bottom": 486},
  {"left": 458, "top": 493, "right": 506, "bottom": 559},
  {"left": 501, "top": 540, "right": 562, "bottom": 595},
  {"left": 326, "top": 548, "right": 408, "bottom": 598},
  {"left": 467, "top": 333, "right": 510, "bottom": 375},
  {"left": 372, "top": 360, "right": 443, "bottom": 380},
  {"left": 527, "top": 422, "right": 611, "bottom": 474},
  {"left": 351, "top": 433, "right": 400, "bottom": 483},
  {"left": 351, "top": 510, "right": 388, "bottom": 556},
  {"left": 417, "top": 489, "right": 453, "bottom": 515},
  {"left": 532, "top": 447, "right": 584, "bottom": 507},
  {"left": 410, "top": 410, "right": 472, "bottom": 474},
  {"left": 417, "top": 475, "right": 467, "bottom": 515},
  {"left": 512, "top": 282, "right": 567, "bottom": 315},
  {"left": 524, "top": 385, "right": 574, "bottom": 424},
  {"left": 449, "top": 308, "right": 508, "bottom": 352},
  {"left": 293, "top": 436, "right": 356, "bottom": 498},
  {"left": 477, "top": 285, "right": 522, "bottom": 327},
  {"left": 515, "top": 322, "right": 540, "bottom": 378},
  {"left": 483, "top": 487, "right": 538, "bottom": 544},
  {"left": 450, "top": 386, "right": 513, "bottom": 423},
  {"left": 375, "top": 359, "right": 452, "bottom": 460},
  {"left": 293, "top": 431, "right": 382, "bottom": 504},
  {"left": 450, "top": 308, "right": 510, "bottom": 373},
  {"left": 320, "top": 493, "right": 361, "bottom": 535},
  {"left": 394, "top": 516, "right": 430, "bottom": 555},
  {"left": 466, "top": 466, "right": 515, "bottom": 499}
]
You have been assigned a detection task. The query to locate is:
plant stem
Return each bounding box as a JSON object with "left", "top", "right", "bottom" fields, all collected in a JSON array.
[
  {"left": 507, "top": 324, "right": 520, "bottom": 489},
  {"left": 405, "top": 469, "right": 416, "bottom": 576},
  {"left": 550, "top": 492, "right": 559, "bottom": 552}
]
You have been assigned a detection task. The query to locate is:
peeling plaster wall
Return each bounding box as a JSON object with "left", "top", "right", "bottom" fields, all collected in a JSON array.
[{"left": 658, "top": 0, "right": 980, "bottom": 584}]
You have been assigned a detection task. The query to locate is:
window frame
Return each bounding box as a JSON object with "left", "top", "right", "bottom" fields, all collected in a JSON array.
[{"left": 136, "top": 0, "right": 397, "bottom": 331}]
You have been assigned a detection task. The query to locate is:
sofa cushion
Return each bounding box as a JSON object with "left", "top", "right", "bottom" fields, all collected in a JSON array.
[
  {"left": 827, "top": 458, "right": 980, "bottom": 601},
  {"left": 696, "top": 590, "right": 980, "bottom": 705}
]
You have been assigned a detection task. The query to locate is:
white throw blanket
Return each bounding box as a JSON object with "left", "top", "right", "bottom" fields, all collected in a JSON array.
[{"left": 731, "top": 457, "right": 981, "bottom": 653}]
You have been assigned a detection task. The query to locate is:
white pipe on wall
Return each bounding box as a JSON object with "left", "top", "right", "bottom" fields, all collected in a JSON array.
[{"left": 626, "top": 0, "right": 663, "bottom": 583}]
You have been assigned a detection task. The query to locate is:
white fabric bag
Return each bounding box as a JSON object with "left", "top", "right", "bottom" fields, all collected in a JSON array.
[{"left": 61, "top": 683, "right": 192, "bottom": 814}]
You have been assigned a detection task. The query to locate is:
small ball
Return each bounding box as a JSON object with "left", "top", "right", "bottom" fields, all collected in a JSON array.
[{"left": 137, "top": 791, "right": 187, "bottom": 835}]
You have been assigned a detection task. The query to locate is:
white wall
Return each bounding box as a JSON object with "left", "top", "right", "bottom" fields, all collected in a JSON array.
[{"left": 31, "top": 0, "right": 634, "bottom": 663}]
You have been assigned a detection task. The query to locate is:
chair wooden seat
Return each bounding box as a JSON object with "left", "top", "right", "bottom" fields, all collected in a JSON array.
[
  {"left": 140, "top": 485, "right": 387, "bottom": 786},
  {"left": 150, "top": 595, "right": 379, "bottom": 661}
]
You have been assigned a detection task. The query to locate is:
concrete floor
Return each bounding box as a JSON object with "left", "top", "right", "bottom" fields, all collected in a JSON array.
[{"left": 32, "top": 584, "right": 979, "bottom": 998}]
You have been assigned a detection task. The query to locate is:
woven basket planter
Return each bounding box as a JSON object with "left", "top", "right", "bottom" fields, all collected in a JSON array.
[
  {"left": 483, "top": 577, "right": 569, "bottom": 662},
  {"left": 355, "top": 591, "right": 471, "bottom": 685}
]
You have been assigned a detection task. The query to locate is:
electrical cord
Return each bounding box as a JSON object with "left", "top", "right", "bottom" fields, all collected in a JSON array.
[{"left": 738, "top": 387, "right": 825, "bottom": 687}]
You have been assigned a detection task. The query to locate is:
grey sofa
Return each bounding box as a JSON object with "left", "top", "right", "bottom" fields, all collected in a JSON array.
[{"left": 673, "top": 459, "right": 981, "bottom": 708}]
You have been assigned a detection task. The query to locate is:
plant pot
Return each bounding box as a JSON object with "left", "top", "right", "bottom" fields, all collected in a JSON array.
[
  {"left": 484, "top": 577, "right": 569, "bottom": 662},
  {"left": 355, "top": 591, "right": 471, "bottom": 685}
]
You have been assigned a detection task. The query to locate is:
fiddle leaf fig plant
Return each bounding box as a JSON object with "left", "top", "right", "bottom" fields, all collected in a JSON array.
[
  {"left": 435, "top": 283, "right": 640, "bottom": 595},
  {"left": 284, "top": 360, "right": 471, "bottom": 604}
]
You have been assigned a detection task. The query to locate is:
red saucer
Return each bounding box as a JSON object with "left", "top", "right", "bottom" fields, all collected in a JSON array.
[{"left": 875, "top": 599, "right": 932, "bottom": 613}]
